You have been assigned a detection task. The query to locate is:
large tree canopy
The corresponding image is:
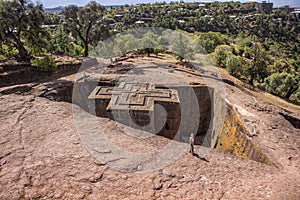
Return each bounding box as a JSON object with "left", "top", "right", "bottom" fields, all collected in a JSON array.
[
  {"left": 0, "top": 0, "right": 45, "bottom": 61},
  {"left": 62, "top": 1, "right": 110, "bottom": 57}
]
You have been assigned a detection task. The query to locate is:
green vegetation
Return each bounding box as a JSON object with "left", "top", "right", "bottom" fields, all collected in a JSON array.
[
  {"left": 0, "top": 0, "right": 47, "bottom": 61},
  {"left": 212, "top": 34, "right": 300, "bottom": 101},
  {"left": 62, "top": 1, "right": 110, "bottom": 57},
  {"left": 197, "top": 32, "right": 228, "bottom": 53},
  {"left": 32, "top": 55, "right": 57, "bottom": 72},
  {"left": 261, "top": 72, "right": 300, "bottom": 99},
  {"left": 0, "top": 0, "right": 299, "bottom": 101}
]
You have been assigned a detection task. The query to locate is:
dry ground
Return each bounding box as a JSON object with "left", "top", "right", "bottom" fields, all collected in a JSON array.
[{"left": 0, "top": 56, "right": 299, "bottom": 199}]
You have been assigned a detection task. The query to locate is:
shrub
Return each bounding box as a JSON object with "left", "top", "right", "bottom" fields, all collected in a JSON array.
[
  {"left": 29, "top": 47, "right": 46, "bottom": 57},
  {"left": 198, "top": 32, "right": 228, "bottom": 53},
  {"left": 69, "top": 43, "right": 84, "bottom": 57},
  {"left": 4, "top": 44, "right": 18, "bottom": 58},
  {"left": 295, "top": 89, "right": 300, "bottom": 102},
  {"left": 225, "top": 55, "right": 246, "bottom": 78},
  {"left": 213, "top": 45, "right": 232, "bottom": 68},
  {"left": 32, "top": 55, "right": 57, "bottom": 73},
  {"left": 261, "top": 72, "right": 298, "bottom": 98}
]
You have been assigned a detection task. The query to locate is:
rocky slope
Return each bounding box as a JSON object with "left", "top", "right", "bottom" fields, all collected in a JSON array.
[{"left": 0, "top": 57, "right": 299, "bottom": 199}]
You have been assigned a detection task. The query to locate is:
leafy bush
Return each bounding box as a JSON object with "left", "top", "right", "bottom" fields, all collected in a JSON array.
[
  {"left": 213, "top": 45, "right": 232, "bottom": 67},
  {"left": 69, "top": 43, "right": 85, "bottom": 57},
  {"left": 153, "top": 48, "right": 164, "bottom": 56},
  {"left": 225, "top": 55, "right": 246, "bottom": 78},
  {"left": 0, "top": 54, "right": 6, "bottom": 61},
  {"left": 29, "top": 47, "right": 46, "bottom": 57},
  {"left": 198, "top": 32, "right": 228, "bottom": 53},
  {"left": 4, "top": 44, "right": 18, "bottom": 58},
  {"left": 295, "top": 89, "right": 300, "bottom": 102},
  {"left": 32, "top": 55, "right": 57, "bottom": 72},
  {"left": 273, "top": 59, "right": 292, "bottom": 74},
  {"left": 261, "top": 72, "right": 298, "bottom": 98}
]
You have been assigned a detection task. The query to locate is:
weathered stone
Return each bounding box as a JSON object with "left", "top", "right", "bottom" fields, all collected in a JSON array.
[
  {"left": 200, "top": 175, "right": 208, "bottom": 182},
  {"left": 216, "top": 106, "right": 274, "bottom": 166},
  {"left": 162, "top": 169, "right": 176, "bottom": 178},
  {"left": 89, "top": 173, "right": 103, "bottom": 183},
  {"left": 93, "top": 160, "right": 106, "bottom": 166},
  {"left": 87, "top": 81, "right": 222, "bottom": 147},
  {"left": 153, "top": 183, "right": 163, "bottom": 190},
  {"left": 81, "top": 185, "right": 92, "bottom": 193},
  {"left": 88, "top": 82, "right": 180, "bottom": 137},
  {"left": 153, "top": 178, "right": 163, "bottom": 190}
]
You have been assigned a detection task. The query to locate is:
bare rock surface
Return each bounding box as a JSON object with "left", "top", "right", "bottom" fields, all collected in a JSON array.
[
  {"left": 0, "top": 94, "right": 299, "bottom": 199},
  {"left": 0, "top": 59, "right": 299, "bottom": 199}
]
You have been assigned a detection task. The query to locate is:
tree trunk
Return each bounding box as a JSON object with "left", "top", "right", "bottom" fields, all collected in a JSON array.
[
  {"left": 83, "top": 25, "right": 92, "bottom": 57},
  {"left": 180, "top": 56, "right": 183, "bottom": 62},
  {"left": 249, "top": 75, "right": 254, "bottom": 86},
  {"left": 16, "top": 41, "right": 30, "bottom": 62},
  {"left": 285, "top": 85, "right": 298, "bottom": 100},
  {"left": 84, "top": 41, "right": 89, "bottom": 57}
]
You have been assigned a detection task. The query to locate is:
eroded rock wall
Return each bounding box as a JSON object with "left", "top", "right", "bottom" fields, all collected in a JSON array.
[{"left": 216, "top": 105, "right": 274, "bottom": 165}]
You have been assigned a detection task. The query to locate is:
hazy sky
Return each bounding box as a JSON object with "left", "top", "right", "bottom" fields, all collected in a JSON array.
[{"left": 39, "top": 0, "right": 300, "bottom": 8}]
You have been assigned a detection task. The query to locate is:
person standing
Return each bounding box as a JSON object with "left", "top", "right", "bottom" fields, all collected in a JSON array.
[{"left": 189, "top": 133, "right": 194, "bottom": 155}]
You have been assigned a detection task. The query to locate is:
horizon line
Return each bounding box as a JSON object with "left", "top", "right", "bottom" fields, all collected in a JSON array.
[{"left": 43, "top": 1, "right": 300, "bottom": 9}]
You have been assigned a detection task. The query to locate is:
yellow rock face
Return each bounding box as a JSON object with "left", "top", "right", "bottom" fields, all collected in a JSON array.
[{"left": 216, "top": 105, "right": 274, "bottom": 165}]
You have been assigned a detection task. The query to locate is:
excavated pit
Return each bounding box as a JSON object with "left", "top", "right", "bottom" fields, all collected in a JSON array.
[
  {"left": 0, "top": 69, "right": 274, "bottom": 166},
  {"left": 72, "top": 74, "right": 273, "bottom": 165},
  {"left": 86, "top": 83, "right": 215, "bottom": 145}
]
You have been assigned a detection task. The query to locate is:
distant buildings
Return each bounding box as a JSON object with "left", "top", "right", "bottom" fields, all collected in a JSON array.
[
  {"left": 135, "top": 20, "right": 145, "bottom": 25},
  {"left": 243, "top": 1, "right": 273, "bottom": 14},
  {"left": 257, "top": 1, "right": 273, "bottom": 14},
  {"left": 291, "top": 8, "right": 300, "bottom": 19}
]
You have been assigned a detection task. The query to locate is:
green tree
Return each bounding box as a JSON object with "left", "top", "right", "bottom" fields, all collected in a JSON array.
[
  {"left": 225, "top": 55, "right": 246, "bottom": 78},
  {"left": 0, "top": 0, "right": 46, "bottom": 61},
  {"left": 213, "top": 45, "right": 232, "bottom": 68},
  {"left": 272, "top": 59, "right": 294, "bottom": 74},
  {"left": 48, "top": 25, "right": 72, "bottom": 54},
  {"left": 262, "top": 72, "right": 299, "bottom": 99},
  {"left": 172, "top": 33, "right": 190, "bottom": 62},
  {"left": 62, "top": 1, "right": 110, "bottom": 57},
  {"left": 94, "top": 41, "right": 115, "bottom": 58},
  {"left": 32, "top": 55, "right": 57, "bottom": 73},
  {"left": 139, "top": 31, "right": 158, "bottom": 57},
  {"left": 246, "top": 41, "right": 269, "bottom": 85},
  {"left": 198, "top": 32, "right": 228, "bottom": 53}
]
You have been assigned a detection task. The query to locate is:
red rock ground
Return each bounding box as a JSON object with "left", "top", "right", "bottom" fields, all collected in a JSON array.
[{"left": 0, "top": 57, "right": 299, "bottom": 199}]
